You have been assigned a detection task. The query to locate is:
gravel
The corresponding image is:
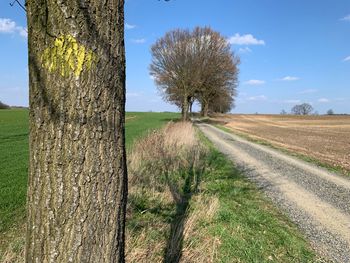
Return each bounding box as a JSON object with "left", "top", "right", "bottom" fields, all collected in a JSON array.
[{"left": 197, "top": 123, "right": 350, "bottom": 263}]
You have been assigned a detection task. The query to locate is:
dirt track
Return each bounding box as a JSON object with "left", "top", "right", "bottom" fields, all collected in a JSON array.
[
  {"left": 197, "top": 123, "right": 350, "bottom": 262},
  {"left": 212, "top": 114, "right": 350, "bottom": 172}
]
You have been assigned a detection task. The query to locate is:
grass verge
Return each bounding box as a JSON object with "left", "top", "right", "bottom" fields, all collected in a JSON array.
[
  {"left": 0, "top": 109, "right": 179, "bottom": 261},
  {"left": 125, "top": 122, "right": 321, "bottom": 262},
  {"left": 0, "top": 111, "right": 322, "bottom": 262},
  {"left": 125, "top": 112, "right": 179, "bottom": 148}
]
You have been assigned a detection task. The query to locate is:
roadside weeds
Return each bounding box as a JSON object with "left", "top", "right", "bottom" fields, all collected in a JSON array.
[
  {"left": 1, "top": 121, "right": 324, "bottom": 262},
  {"left": 126, "top": 121, "right": 322, "bottom": 262}
]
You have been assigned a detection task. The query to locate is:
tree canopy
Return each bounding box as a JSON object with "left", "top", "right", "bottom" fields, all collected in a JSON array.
[
  {"left": 150, "top": 27, "right": 239, "bottom": 120},
  {"left": 291, "top": 103, "right": 314, "bottom": 115},
  {"left": 0, "top": 101, "right": 10, "bottom": 109}
]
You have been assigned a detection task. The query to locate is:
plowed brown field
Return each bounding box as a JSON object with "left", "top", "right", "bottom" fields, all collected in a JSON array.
[{"left": 211, "top": 114, "right": 350, "bottom": 172}]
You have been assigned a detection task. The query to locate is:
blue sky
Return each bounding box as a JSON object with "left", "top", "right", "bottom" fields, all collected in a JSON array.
[{"left": 0, "top": 0, "right": 349, "bottom": 114}]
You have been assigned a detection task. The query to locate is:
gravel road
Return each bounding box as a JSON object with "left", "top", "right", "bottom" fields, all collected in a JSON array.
[{"left": 197, "top": 123, "right": 350, "bottom": 263}]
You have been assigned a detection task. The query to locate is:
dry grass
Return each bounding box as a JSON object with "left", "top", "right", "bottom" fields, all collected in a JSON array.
[
  {"left": 126, "top": 121, "right": 220, "bottom": 263},
  {"left": 181, "top": 196, "right": 220, "bottom": 263},
  {"left": 128, "top": 121, "right": 206, "bottom": 193},
  {"left": 0, "top": 224, "right": 25, "bottom": 263},
  {"left": 125, "top": 195, "right": 220, "bottom": 263},
  {"left": 1, "top": 118, "right": 319, "bottom": 262},
  {"left": 125, "top": 226, "right": 168, "bottom": 262}
]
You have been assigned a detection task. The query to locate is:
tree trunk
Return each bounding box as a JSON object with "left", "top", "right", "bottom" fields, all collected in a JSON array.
[
  {"left": 182, "top": 95, "right": 189, "bottom": 121},
  {"left": 204, "top": 102, "right": 209, "bottom": 117},
  {"left": 187, "top": 95, "right": 194, "bottom": 118},
  {"left": 201, "top": 100, "right": 209, "bottom": 117},
  {"left": 26, "top": 1, "right": 127, "bottom": 262},
  {"left": 188, "top": 97, "right": 193, "bottom": 115}
]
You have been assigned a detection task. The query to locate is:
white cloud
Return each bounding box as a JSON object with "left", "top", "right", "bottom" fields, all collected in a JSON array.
[
  {"left": 298, "top": 89, "right": 318, "bottom": 94},
  {"left": 318, "top": 98, "right": 330, "bottom": 103},
  {"left": 238, "top": 47, "right": 252, "bottom": 53},
  {"left": 283, "top": 99, "right": 301, "bottom": 104},
  {"left": 247, "top": 95, "right": 267, "bottom": 101},
  {"left": 343, "top": 56, "right": 350, "bottom": 62},
  {"left": 125, "top": 23, "right": 136, "bottom": 30},
  {"left": 279, "top": 76, "right": 300, "bottom": 81},
  {"left": 0, "top": 18, "right": 16, "bottom": 32},
  {"left": 132, "top": 38, "right": 146, "bottom": 44},
  {"left": 341, "top": 15, "right": 350, "bottom": 21},
  {"left": 244, "top": 79, "right": 265, "bottom": 85},
  {"left": 0, "top": 18, "right": 27, "bottom": 37},
  {"left": 228, "top": 33, "right": 265, "bottom": 45}
]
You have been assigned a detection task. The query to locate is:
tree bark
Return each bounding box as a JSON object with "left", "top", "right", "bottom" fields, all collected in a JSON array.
[
  {"left": 200, "top": 100, "right": 209, "bottom": 117},
  {"left": 26, "top": 1, "right": 127, "bottom": 262},
  {"left": 182, "top": 95, "right": 189, "bottom": 121},
  {"left": 188, "top": 97, "right": 193, "bottom": 115}
]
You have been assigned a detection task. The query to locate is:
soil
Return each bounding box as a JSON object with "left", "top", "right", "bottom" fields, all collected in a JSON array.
[
  {"left": 211, "top": 114, "right": 350, "bottom": 172},
  {"left": 197, "top": 123, "right": 350, "bottom": 262}
]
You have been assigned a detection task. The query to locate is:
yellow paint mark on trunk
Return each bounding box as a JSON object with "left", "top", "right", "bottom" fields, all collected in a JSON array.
[{"left": 41, "top": 35, "right": 97, "bottom": 77}]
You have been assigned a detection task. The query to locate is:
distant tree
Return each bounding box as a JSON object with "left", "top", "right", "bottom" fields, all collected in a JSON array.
[
  {"left": 208, "top": 87, "right": 235, "bottom": 114},
  {"left": 192, "top": 27, "right": 239, "bottom": 116},
  {"left": 291, "top": 103, "right": 313, "bottom": 115},
  {"left": 150, "top": 27, "right": 239, "bottom": 120},
  {"left": 280, "top": 109, "right": 287, "bottom": 115},
  {"left": 150, "top": 29, "right": 197, "bottom": 121},
  {"left": 327, "top": 109, "right": 334, "bottom": 115},
  {"left": 0, "top": 101, "right": 10, "bottom": 109},
  {"left": 291, "top": 105, "right": 299, "bottom": 115}
]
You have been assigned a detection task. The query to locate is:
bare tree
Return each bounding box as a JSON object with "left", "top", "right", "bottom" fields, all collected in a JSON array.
[
  {"left": 0, "top": 101, "right": 10, "bottom": 109},
  {"left": 150, "top": 29, "right": 198, "bottom": 121},
  {"left": 150, "top": 27, "right": 239, "bottom": 120},
  {"left": 26, "top": 1, "right": 127, "bottom": 262},
  {"left": 291, "top": 103, "right": 314, "bottom": 115},
  {"left": 327, "top": 109, "right": 334, "bottom": 115},
  {"left": 280, "top": 109, "right": 287, "bottom": 115},
  {"left": 192, "top": 27, "right": 239, "bottom": 116},
  {"left": 208, "top": 86, "right": 235, "bottom": 114}
]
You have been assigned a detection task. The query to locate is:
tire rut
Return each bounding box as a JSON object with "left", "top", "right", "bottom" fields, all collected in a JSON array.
[{"left": 197, "top": 123, "right": 350, "bottom": 263}]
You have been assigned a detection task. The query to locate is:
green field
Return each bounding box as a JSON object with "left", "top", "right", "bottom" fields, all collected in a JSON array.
[
  {"left": 0, "top": 109, "right": 320, "bottom": 262},
  {"left": 125, "top": 112, "right": 179, "bottom": 148},
  {"left": 0, "top": 110, "right": 179, "bottom": 236},
  {"left": 0, "top": 110, "right": 29, "bottom": 234}
]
